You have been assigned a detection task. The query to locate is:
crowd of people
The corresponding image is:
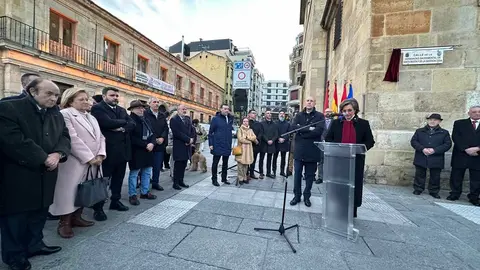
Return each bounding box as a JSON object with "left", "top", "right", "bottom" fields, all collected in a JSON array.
[{"left": 0, "top": 72, "right": 478, "bottom": 270}]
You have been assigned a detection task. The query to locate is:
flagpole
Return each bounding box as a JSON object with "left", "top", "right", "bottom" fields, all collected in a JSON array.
[{"left": 181, "top": 35, "right": 185, "bottom": 62}]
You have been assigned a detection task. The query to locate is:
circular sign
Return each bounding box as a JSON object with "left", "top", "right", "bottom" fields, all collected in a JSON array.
[
  {"left": 238, "top": 71, "right": 246, "bottom": 80},
  {"left": 244, "top": 62, "right": 251, "bottom": 69}
]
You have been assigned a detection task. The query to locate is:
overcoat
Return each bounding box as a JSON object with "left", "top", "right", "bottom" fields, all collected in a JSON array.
[
  {"left": 144, "top": 107, "right": 169, "bottom": 152},
  {"left": 129, "top": 113, "right": 156, "bottom": 170},
  {"left": 260, "top": 120, "right": 279, "bottom": 154},
  {"left": 235, "top": 126, "right": 257, "bottom": 165},
  {"left": 410, "top": 125, "right": 452, "bottom": 169},
  {"left": 275, "top": 120, "right": 291, "bottom": 152},
  {"left": 49, "top": 107, "right": 106, "bottom": 215},
  {"left": 170, "top": 114, "right": 195, "bottom": 161},
  {"left": 325, "top": 116, "right": 375, "bottom": 207},
  {"left": 292, "top": 108, "right": 325, "bottom": 162},
  {"left": 208, "top": 112, "right": 234, "bottom": 156},
  {"left": 451, "top": 118, "right": 480, "bottom": 169},
  {"left": 0, "top": 96, "right": 71, "bottom": 215}
]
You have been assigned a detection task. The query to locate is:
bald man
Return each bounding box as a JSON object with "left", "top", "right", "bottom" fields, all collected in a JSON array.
[{"left": 290, "top": 97, "right": 325, "bottom": 207}]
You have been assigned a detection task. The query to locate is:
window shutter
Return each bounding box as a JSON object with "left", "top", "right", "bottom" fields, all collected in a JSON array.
[{"left": 333, "top": 1, "right": 343, "bottom": 50}]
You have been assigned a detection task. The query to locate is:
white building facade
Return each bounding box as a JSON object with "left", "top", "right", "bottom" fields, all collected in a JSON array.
[{"left": 261, "top": 80, "right": 289, "bottom": 120}]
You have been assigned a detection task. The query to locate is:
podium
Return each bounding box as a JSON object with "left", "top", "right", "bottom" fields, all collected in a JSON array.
[{"left": 315, "top": 142, "right": 367, "bottom": 242}]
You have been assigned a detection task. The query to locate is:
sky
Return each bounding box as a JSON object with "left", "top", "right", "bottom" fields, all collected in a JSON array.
[{"left": 92, "top": 0, "right": 303, "bottom": 81}]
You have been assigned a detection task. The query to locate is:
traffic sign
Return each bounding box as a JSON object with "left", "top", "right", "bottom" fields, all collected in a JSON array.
[
  {"left": 244, "top": 62, "right": 251, "bottom": 69},
  {"left": 234, "top": 62, "right": 244, "bottom": 69},
  {"left": 238, "top": 72, "right": 246, "bottom": 80}
]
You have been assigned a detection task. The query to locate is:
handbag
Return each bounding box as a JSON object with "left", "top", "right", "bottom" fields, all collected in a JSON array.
[
  {"left": 74, "top": 165, "right": 110, "bottom": 207},
  {"left": 232, "top": 145, "right": 242, "bottom": 156}
]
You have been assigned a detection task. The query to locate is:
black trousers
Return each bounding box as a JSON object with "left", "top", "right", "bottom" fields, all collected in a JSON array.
[
  {"left": 163, "top": 152, "right": 171, "bottom": 169},
  {"left": 93, "top": 161, "right": 127, "bottom": 210},
  {"left": 173, "top": 160, "right": 188, "bottom": 186},
  {"left": 413, "top": 166, "right": 441, "bottom": 194},
  {"left": 293, "top": 160, "right": 317, "bottom": 200},
  {"left": 273, "top": 151, "right": 287, "bottom": 174},
  {"left": 259, "top": 152, "right": 273, "bottom": 175},
  {"left": 450, "top": 168, "right": 480, "bottom": 199},
  {"left": 0, "top": 208, "right": 48, "bottom": 264},
  {"left": 248, "top": 148, "right": 260, "bottom": 176},
  {"left": 212, "top": 155, "right": 229, "bottom": 182}
]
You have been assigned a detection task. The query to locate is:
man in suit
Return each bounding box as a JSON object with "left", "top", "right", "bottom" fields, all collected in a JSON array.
[
  {"left": 447, "top": 105, "right": 480, "bottom": 206},
  {"left": 144, "top": 97, "right": 168, "bottom": 191},
  {"left": 248, "top": 109, "right": 263, "bottom": 180},
  {"left": 90, "top": 87, "right": 136, "bottom": 221},
  {"left": 273, "top": 111, "right": 290, "bottom": 177},
  {"left": 0, "top": 79, "right": 71, "bottom": 269},
  {"left": 316, "top": 108, "right": 333, "bottom": 184},
  {"left": 259, "top": 109, "right": 278, "bottom": 179},
  {"left": 1, "top": 72, "right": 40, "bottom": 101},
  {"left": 170, "top": 104, "right": 194, "bottom": 190}
]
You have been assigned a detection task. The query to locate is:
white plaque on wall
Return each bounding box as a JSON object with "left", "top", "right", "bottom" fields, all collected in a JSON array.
[{"left": 403, "top": 49, "right": 444, "bottom": 65}]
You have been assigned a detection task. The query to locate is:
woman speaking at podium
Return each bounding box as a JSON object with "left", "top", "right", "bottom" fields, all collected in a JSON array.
[{"left": 325, "top": 98, "right": 375, "bottom": 218}]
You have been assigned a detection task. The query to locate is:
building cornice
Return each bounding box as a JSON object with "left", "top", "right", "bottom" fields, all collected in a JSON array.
[
  {"left": 78, "top": 0, "right": 224, "bottom": 92},
  {"left": 321, "top": 0, "right": 341, "bottom": 30}
]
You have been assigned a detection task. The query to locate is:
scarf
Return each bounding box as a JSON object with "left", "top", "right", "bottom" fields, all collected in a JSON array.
[
  {"left": 141, "top": 117, "right": 153, "bottom": 140},
  {"left": 341, "top": 120, "right": 356, "bottom": 143}
]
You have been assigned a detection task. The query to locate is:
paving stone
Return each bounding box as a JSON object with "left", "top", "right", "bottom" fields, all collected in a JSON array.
[
  {"left": 180, "top": 210, "right": 243, "bottom": 232},
  {"left": 353, "top": 219, "right": 404, "bottom": 242},
  {"left": 397, "top": 211, "right": 443, "bottom": 230},
  {"left": 342, "top": 252, "right": 436, "bottom": 270},
  {"left": 263, "top": 241, "right": 349, "bottom": 270},
  {"left": 363, "top": 237, "right": 466, "bottom": 269},
  {"left": 262, "top": 207, "right": 313, "bottom": 227},
  {"left": 120, "top": 252, "right": 223, "bottom": 270},
  {"left": 97, "top": 223, "right": 194, "bottom": 254},
  {"left": 193, "top": 199, "right": 265, "bottom": 219},
  {"left": 170, "top": 194, "right": 206, "bottom": 202},
  {"left": 38, "top": 239, "right": 142, "bottom": 270},
  {"left": 170, "top": 227, "right": 268, "bottom": 270},
  {"left": 298, "top": 227, "right": 373, "bottom": 255},
  {"left": 236, "top": 218, "right": 299, "bottom": 243}
]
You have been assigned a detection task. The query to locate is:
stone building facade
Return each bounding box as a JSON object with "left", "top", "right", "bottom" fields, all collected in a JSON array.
[
  {"left": 300, "top": 0, "right": 480, "bottom": 187},
  {"left": 288, "top": 32, "right": 304, "bottom": 114},
  {"left": 0, "top": 0, "right": 224, "bottom": 123}
]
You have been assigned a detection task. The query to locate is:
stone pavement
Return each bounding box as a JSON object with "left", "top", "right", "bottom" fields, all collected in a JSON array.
[{"left": 2, "top": 150, "right": 480, "bottom": 270}]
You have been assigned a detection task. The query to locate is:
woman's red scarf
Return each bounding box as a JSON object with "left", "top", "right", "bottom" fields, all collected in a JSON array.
[{"left": 341, "top": 120, "right": 357, "bottom": 143}]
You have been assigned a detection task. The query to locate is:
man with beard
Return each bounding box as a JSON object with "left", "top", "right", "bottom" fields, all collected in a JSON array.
[
  {"left": 259, "top": 109, "right": 278, "bottom": 179},
  {"left": 144, "top": 97, "right": 169, "bottom": 191},
  {"left": 0, "top": 79, "right": 71, "bottom": 269},
  {"left": 273, "top": 111, "right": 291, "bottom": 177},
  {"left": 247, "top": 109, "right": 263, "bottom": 180},
  {"left": 90, "top": 87, "right": 135, "bottom": 221}
]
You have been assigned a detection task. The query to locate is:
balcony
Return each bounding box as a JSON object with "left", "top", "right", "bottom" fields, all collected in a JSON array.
[
  {"left": 0, "top": 16, "right": 213, "bottom": 109},
  {"left": 288, "top": 88, "right": 300, "bottom": 107}
]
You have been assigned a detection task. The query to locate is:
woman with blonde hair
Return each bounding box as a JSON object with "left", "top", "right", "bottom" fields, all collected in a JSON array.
[
  {"left": 50, "top": 87, "right": 106, "bottom": 238},
  {"left": 235, "top": 117, "right": 258, "bottom": 184}
]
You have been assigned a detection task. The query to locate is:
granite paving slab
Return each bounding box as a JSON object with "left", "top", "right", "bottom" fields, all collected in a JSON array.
[
  {"left": 261, "top": 207, "right": 313, "bottom": 227},
  {"left": 342, "top": 252, "right": 436, "bottom": 270},
  {"left": 298, "top": 227, "right": 373, "bottom": 255},
  {"left": 193, "top": 199, "right": 265, "bottom": 219},
  {"left": 235, "top": 218, "right": 299, "bottom": 243},
  {"left": 180, "top": 210, "right": 243, "bottom": 232},
  {"left": 169, "top": 227, "right": 268, "bottom": 270},
  {"left": 119, "top": 252, "right": 223, "bottom": 270}
]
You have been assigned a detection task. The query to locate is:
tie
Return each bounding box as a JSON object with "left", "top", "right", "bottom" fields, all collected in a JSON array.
[{"left": 473, "top": 120, "right": 478, "bottom": 130}]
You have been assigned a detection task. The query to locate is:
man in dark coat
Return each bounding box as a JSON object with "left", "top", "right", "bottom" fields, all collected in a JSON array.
[
  {"left": 259, "top": 109, "right": 279, "bottom": 179},
  {"left": 410, "top": 113, "right": 452, "bottom": 199},
  {"left": 90, "top": 87, "right": 136, "bottom": 221},
  {"left": 447, "top": 105, "right": 480, "bottom": 206},
  {"left": 290, "top": 97, "right": 325, "bottom": 207},
  {"left": 0, "top": 79, "right": 71, "bottom": 269},
  {"left": 170, "top": 104, "right": 195, "bottom": 190},
  {"left": 248, "top": 109, "right": 263, "bottom": 180},
  {"left": 208, "top": 104, "right": 234, "bottom": 186},
  {"left": 273, "top": 111, "right": 291, "bottom": 177},
  {"left": 144, "top": 97, "right": 169, "bottom": 191},
  {"left": 0, "top": 72, "right": 40, "bottom": 101},
  {"left": 316, "top": 108, "right": 334, "bottom": 184}
]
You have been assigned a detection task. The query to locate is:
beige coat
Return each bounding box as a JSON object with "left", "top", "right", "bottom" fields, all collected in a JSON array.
[
  {"left": 49, "top": 107, "right": 106, "bottom": 215},
  {"left": 235, "top": 126, "right": 257, "bottom": 165}
]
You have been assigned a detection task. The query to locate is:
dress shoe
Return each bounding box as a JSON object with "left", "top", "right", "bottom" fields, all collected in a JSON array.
[
  {"left": 251, "top": 174, "right": 258, "bottom": 179},
  {"left": 28, "top": 246, "right": 61, "bottom": 258},
  {"left": 222, "top": 180, "right": 231, "bottom": 185},
  {"left": 304, "top": 199, "right": 312, "bottom": 207},
  {"left": 71, "top": 208, "right": 94, "bottom": 227},
  {"left": 151, "top": 183, "right": 164, "bottom": 191},
  {"left": 280, "top": 172, "right": 286, "bottom": 177},
  {"left": 259, "top": 174, "right": 265, "bottom": 179},
  {"left": 286, "top": 171, "right": 292, "bottom": 177},
  {"left": 140, "top": 192, "right": 157, "bottom": 200},
  {"left": 266, "top": 174, "right": 275, "bottom": 179},
  {"left": 469, "top": 199, "right": 480, "bottom": 206},
  {"left": 446, "top": 195, "right": 459, "bottom": 201},
  {"left": 244, "top": 179, "right": 249, "bottom": 184},
  {"left": 93, "top": 209, "right": 107, "bottom": 221},
  {"left": 290, "top": 198, "right": 300, "bottom": 206},
  {"left": 413, "top": 190, "right": 422, "bottom": 195},
  {"left": 212, "top": 181, "right": 220, "bottom": 187},
  {"left": 315, "top": 178, "right": 323, "bottom": 184},
  {"left": 179, "top": 183, "right": 190, "bottom": 188},
  {"left": 247, "top": 175, "right": 252, "bottom": 181},
  {"left": 57, "top": 215, "right": 74, "bottom": 239},
  {"left": 173, "top": 184, "right": 182, "bottom": 190},
  {"left": 129, "top": 195, "right": 140, "bottom": 205},
  {"left": 8, "top": 258, "right": 31, "bottom": 270},
  {"left": 430, "top": 193, "right": 441, "bottom": 199},
  {"left": 109, "top": 200, "right": 129, "bottom": 211}
]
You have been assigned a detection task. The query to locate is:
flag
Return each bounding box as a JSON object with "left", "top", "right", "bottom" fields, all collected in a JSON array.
[
  {"left": 331, "top": 81, "right": 338, "bottom": 113},
  {"left": 323, "top": 81, "right": 330, "bottom": 111},
  {"left": 347, "top": 82, "right": 353, "bottom": 99},
  {"left": 341, "top": 81, "right": 347, "bottom": 102}
]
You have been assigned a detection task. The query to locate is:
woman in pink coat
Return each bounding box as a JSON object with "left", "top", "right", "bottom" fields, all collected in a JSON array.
[{"left": 49, "top": 88, "right": 106, "bottom": 238}]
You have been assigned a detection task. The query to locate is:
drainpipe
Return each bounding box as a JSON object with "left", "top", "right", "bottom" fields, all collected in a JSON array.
[
  {"left": 32, "top": 0, "right": 36, "bottom": 47},
  {"left": 323, "top": 28, "right": 331, "bottom": 111}
]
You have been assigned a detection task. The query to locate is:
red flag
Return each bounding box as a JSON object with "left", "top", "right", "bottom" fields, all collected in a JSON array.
[
  {"left": 323, "top": 81, "right": 330, "bottom": 112},
  {"left": 341, "top": 81, "right": 347, "bottom": 102}
]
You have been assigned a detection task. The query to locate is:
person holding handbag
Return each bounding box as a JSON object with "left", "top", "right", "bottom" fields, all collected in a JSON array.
[
  {"left": 50, "top": 88, "right": 106, "bottom": 239},
  {"left": 235, "top": 118, "right": 258, "bottom": 184}
]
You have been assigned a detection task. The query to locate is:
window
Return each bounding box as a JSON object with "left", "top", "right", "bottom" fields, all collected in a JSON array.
[
  {"left": 215, "top": 95, "right": 219, "bottom": 108},
  {"left": 267, "top": 101, "right": 271, "bottom": 106},
  {"left": 160, "top": 67, "right": 168, "bottom": 81},
  {"left": 283, "top": 83, "right": 287, "bottom": 88},
  {"left": 208, "top": 116, "right": 212, "bottom": 123},
  {"left": 137, "top": 55, "right": 148, "bottom": 73},
  {"left": 200, "top": 87, "right": 205, "bottom": 102},
  {"left": 200, "top": 113, "right": 204, "bottom": 123},
  {"left": 297, "top": 49, "right": 302, "bottom": 57},
  {"left": 267, "top": 83, "right": 271, "bottom": 87},
  {"left": 334, "top": 1, "right": 343, "bottom": 49},
  {"left": 297, "top": 63, "right": 302, "bottom": 72},
  {"left": 267, "top": 95, "right": 271, "bottom": 99},
  {"left": 190, "top": 82, "right": 195, "bottom": 100},
  {"left": 103, "top": 38, "right": 118, "bottom": 64},
  {"left": 208, "top": 92, "right": 213, "bottom": 107},
  {"left": 190, "top": 111, "right": 194, "bottom": 119},
  {"left": 176, "top": 75, "right": 183, "bottom": 91},
  {"left": 267, "top": 89, "right": 271, "bottom": 93},
  {"left": 283, "top": 89, "right": 287, "bottom": 94},
  {"left": 283, "top": 96, "right": 287, "bottom": 100},
  {"left": 49, "top": 10, "right": 75, "bottom": 47}
]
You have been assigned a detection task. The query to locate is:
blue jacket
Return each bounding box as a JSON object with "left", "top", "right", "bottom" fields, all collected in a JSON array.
[
  {"left": 208, "top": 112, "right": 234, "bottom": 156},
  {"left": 292, "top": 108, "right": 325, "bottom": 162}
]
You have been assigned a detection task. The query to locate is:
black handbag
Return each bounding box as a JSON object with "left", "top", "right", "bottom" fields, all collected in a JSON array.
[{"left": 74, "top": 165, "right": 110, "bottom": 207}]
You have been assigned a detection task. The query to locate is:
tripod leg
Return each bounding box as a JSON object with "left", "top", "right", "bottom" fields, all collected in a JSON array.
[
  {"left": 284, "top": 224, "right": 299, "bottom": 231},
  {"left": 282, "top": 233, "right": 297, "bottom": 253},
  {"left": 253, "top": 227, "right": 279, "bottom": 232}
]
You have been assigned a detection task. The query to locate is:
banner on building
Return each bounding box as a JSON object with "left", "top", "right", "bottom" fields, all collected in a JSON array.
[
  {"left": 134, "top": 70, "right": 175, "bottom": 95},
  {"left": 232, "top": 61, "right": 252, "bottom": 89}
]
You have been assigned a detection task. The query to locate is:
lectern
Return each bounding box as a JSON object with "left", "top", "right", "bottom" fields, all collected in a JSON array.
[{"left": 315, "top": 142, "right": 367, "bottom": 242}]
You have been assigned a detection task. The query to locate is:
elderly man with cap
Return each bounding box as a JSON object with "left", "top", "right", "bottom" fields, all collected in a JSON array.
[{"left": 410, "top": 113, "right": 452, "bottom": 199}]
